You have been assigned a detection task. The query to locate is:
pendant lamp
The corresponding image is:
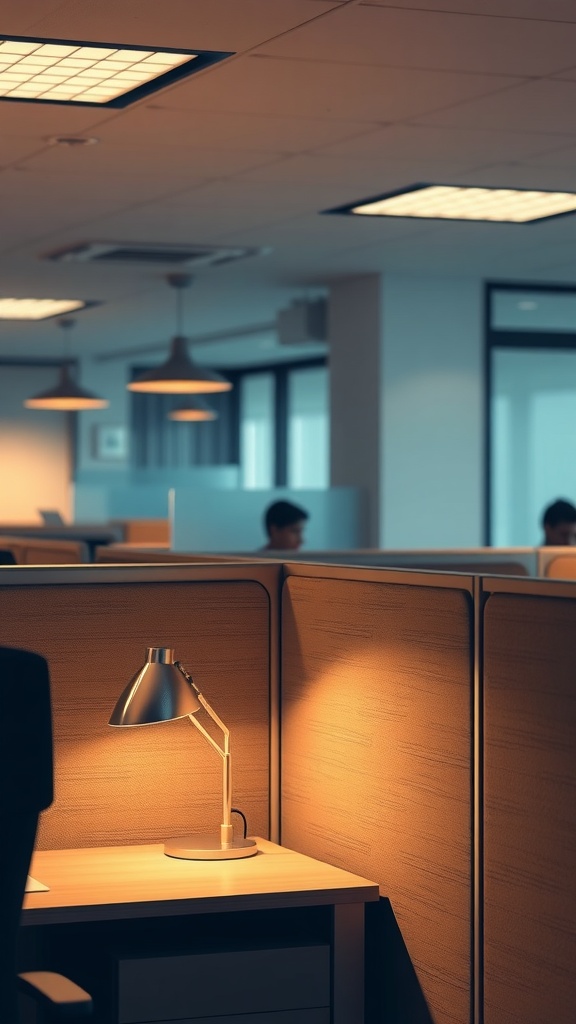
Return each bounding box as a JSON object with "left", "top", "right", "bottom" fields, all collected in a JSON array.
[
  {"left": 168, "top": 396, "right": 218, "bottom": 421},
  {"left": 24, "top": 319, "right": 109, "bottom": 411},
  {"left": 128, "top": 274, "right": 231, "bottom": 395}
]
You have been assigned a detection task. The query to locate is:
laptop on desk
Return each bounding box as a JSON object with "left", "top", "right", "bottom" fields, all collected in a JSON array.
[{"left": 38, "top": 510, "right": 66, "bottom": 526}]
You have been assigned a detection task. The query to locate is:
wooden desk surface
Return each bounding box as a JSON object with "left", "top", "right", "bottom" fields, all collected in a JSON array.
[{"left": 24, "top": 839, "right": 379, "bottom": 926}]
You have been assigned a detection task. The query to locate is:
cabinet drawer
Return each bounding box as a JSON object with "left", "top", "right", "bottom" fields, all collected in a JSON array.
[{"left": 117, "top": 945, "right": 330, "bottom": 1023}]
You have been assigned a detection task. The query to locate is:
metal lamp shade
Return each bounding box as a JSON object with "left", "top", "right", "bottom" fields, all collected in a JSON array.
[
  {"left": 128, "top": 337, "right": 231, "bottom": 394},
  {"left": 24, "top": 364, "right": 109, "bottom": 410},
  {"left": 109, "top": 647, "right": 201, "bottom": 726}
]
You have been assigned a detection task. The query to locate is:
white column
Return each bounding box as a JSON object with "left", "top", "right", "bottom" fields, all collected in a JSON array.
[
  {"left": 329, "top": 273, "right": 484, "bottom": 548},
  {"left": 381, "top": 275, "right": 484, "bottom": 547}
]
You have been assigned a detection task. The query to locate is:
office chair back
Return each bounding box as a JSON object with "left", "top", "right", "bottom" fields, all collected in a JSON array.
[{"left": 0, "top": 647, "right": 53, "bottom": 1024}]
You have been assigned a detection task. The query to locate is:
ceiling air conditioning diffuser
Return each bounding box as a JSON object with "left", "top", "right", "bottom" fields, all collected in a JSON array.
[{"left": 43, "top": 241, "right": 267, "bottom": 268}]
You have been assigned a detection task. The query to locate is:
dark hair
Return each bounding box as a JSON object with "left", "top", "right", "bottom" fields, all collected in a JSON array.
[
  {"left": 264, "top": 500, "right": 309, "bottom": 535},
  {"left": 542, "top": 498, "right": 576, "bottom": 527}
]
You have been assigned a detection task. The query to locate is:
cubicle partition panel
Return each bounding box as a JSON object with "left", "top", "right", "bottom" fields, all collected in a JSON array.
[
  {"left": 0, "top": 563, "right": 278, "bottom": 851},
  {"left": 280, "top": 563, "right": 475, "bottom": 1024},
  {"left": 482, "top": 577, "right": 576, "bottom": 1024},
  {"left": 269, "top": 548, "right": 537, "bottom": 576},
  {"left": 537, "top": 547, "right": 576, "bottom": 578},
  {"left": 0, "top": 535, "right": 88, "bottom": 564}
]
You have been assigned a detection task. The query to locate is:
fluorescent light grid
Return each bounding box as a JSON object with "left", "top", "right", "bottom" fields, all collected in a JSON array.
[
  {"left": 0, "top": 298, "right": 89, "bottom": 320},
  {"left": 0, "top": 35, "right": 232, "bottom": 107},
  {"left": 326, "top": 184, "right": 576, "bottom": 224}
]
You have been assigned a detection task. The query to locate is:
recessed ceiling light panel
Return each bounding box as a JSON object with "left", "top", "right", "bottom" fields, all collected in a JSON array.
[
  {"left": 0, "top": 35, "right": 232, "bottom": 107},
  {"left": 325, "top": 184, "right": 576, "bottom": 224},
  {"left": 0, "top": 298, "right": 88, "bottom": 320}
]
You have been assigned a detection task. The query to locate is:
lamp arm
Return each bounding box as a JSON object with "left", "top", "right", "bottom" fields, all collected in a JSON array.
[{"left": 175, "top": 662, "right": 233, "bottom": 844}]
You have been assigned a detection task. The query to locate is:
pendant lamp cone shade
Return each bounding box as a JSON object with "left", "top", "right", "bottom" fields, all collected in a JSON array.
[
  {"left": 169, "top": 395, "right": 218, "bottom": 421},
  {"left": 128, "top": 336, "right": 231, "bottom": 394},
  {"left": 24, "top": 363, "right": 109, "bottom": 410}
]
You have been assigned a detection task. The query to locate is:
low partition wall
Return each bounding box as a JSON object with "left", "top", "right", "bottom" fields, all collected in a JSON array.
[
  {"left": 95, "top": 545, "right": 537, "bottom": 577},
  {"left": 263, "top": 547, "right": 537, "bottom": 576},
  {"left": 482, "top": 576, "right": 576, "bottom": 1024},
  {"left": 0, "top": 562, "right": 278, "bottom": 850},
  {"left": 0, "top": 535, "right": 88, "bottom": 564},
  {"left": 280, "top": 562, "right": 475, "bottom": 1024}
]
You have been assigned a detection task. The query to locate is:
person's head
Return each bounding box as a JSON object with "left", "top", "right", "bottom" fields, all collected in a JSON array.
[
  {"left": 264, "top": 500, "right": 309, "bottom": 551},
  {"left": 542, "top": 498, "right": 576, "bottom": 545}
]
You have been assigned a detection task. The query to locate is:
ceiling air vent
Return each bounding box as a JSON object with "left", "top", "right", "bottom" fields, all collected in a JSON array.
[{"left": 43, "top": 241, "right": 269, "bottom": 268}]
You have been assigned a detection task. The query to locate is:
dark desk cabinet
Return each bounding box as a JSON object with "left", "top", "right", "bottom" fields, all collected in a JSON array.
[{"left": 117, "top": 945, "right": 330, "bottom": 1024}]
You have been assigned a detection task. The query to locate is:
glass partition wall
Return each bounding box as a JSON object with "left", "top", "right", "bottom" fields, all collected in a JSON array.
[{"left": 488, "top": 283, "right": 576, "bottom": 546}]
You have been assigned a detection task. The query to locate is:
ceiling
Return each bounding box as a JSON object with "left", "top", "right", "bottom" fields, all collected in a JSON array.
[{"left": 3, "top": 0, "right": 576, "bottom": 365}]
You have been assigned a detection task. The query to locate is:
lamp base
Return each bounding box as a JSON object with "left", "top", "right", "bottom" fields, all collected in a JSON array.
[{"left": 164, "top": 835, "right": 258, "bottom": 860}]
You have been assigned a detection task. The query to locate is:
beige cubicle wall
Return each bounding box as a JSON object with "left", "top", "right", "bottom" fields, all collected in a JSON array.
[
  {"left": 537, "top": 546, "right": 576, "bottom": 578},
  {"left": 267, "top": 547, "right": 537, "bottom": 575},
  {"left": 96, "top": 544, "right": 538, "bottom": 576},
  {"left": 0, "top": 562, "right": 278, "bottom": 850},
  {"left": 0, "top": 535, "right": 88, "bottom": 564},
  {"left": 482, "top": 576, "right": 576, "bottom": 1024},
  {"left": 95, "top": 545, "right": 238, "bottom": 563},
  {"left": 110, "top": 518, "right": 171, "bottom": 545}
]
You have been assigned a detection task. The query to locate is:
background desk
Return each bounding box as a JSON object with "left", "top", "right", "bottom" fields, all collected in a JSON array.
[{"left": 23, "top": 839, "right": 379, "bottom": 1024}]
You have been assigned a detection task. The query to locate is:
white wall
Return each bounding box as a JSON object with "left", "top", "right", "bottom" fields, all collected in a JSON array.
[
  {"left": 0, "top": 365, "right": 72, "bottom": 522},
  {"left": 381, "top": 275, "right": 484, "bottom": 547},
  {"left": 76, "top": 354, "right": 131, "bottom": 477}
]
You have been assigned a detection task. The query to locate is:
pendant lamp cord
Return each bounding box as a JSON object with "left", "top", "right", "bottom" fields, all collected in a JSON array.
[
  {"left": 167, "top": 272, "right": 192, "bottom": 338},
  {"left": 59, "top": 318, "right": 74, "bottom": 373},
  {"left": 176, "top": 286, "right": 184, "bottom": 336}
]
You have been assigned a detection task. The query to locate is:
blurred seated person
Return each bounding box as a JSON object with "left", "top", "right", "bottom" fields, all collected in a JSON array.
[
  {"left": 541, "top": 498, "right": 576, "bottom": 545},
  {"left": 262, "top": 500, "right": 309, "bottom": 551}
]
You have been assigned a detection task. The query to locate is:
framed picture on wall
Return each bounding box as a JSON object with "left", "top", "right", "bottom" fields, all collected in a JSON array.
[{"left": 92, "top": 424, "right": 129, "bottom": 461}]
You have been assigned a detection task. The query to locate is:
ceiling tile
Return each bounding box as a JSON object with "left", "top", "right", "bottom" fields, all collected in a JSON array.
[
  {"left": 17, "top": 140, "right": 279, "bottom": 182},
  {"left": 0, "top": 136, "right": 51, "bottom": 168},
  {"left": 262, "top": 5, "right": 576, "bottom": 77},
  {"left": 158, "top": 54, "right": 523, "bottom": 122},
  {"left": 0, "top": 100, "right": 113, "bottom": 139},
  {"left": 93, "top": 105, "right": 378, "bottom": 154},
  {"left": 0, "top": 0, "right": 64, "bottom": 33},
  {"left": 524, "top": 140, "right": 576, "bottom": 167},
  {"left": 225, "top": 152, "right": 487, "bottom": 194},
  {"left": 361, "top": 1, "right": 576, "bottom": 21},
  {"left": 23, "top": 0, "right": 343, "bottom": 52},
  {"left": 455, "top": 162, "right": 576, "bottom": 192},
  {"left": 415, "top": 79, "right": 576, "bottom": 134},
  {"left": 313, "top": 123, "right": 576, "bottom": 166}
]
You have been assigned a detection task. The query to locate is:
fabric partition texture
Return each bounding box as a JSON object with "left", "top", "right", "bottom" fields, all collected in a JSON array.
[
  {"left": 280, "top": 572, "right": 474, "bottom": 1024},
  {"left": 0, "top": 576, "right": 270, "bottom": 850},
  {"left": 483, "top": 591, "right": 576, "bottom": 1024}
]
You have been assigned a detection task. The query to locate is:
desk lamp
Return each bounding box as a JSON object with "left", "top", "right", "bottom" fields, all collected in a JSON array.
[{"left": 109, "top": 647, "right": 257, "bottom": 860}]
